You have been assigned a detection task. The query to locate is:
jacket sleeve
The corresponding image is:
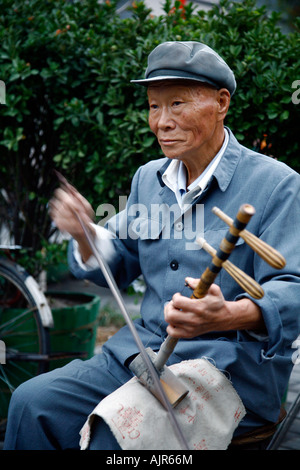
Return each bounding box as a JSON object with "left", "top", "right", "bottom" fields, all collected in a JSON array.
[{"left": 236, "top": 170, "right": 300, "bottom": 361}]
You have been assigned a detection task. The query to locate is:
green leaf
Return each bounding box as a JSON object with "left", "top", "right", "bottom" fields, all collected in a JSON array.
[{"left": 280, "top": 110, "right": 289, "bottom": 121}]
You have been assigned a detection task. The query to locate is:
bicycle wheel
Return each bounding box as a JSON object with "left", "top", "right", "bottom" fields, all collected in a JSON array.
[{"left": 0, "top": 257, "right": 52, "bottom": 423}]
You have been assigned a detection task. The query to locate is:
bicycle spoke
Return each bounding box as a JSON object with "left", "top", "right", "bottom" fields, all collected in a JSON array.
[
  {"left": 0, "top": 306, "right": 38, "bottom": 332},
  {"left": 0, "top": 364, "right": 15, "bottom": 393}
]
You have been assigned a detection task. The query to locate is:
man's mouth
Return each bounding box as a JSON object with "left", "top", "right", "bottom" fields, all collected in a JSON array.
[{"left": 160, "top": 139, "right": 180, "bottom": 146}]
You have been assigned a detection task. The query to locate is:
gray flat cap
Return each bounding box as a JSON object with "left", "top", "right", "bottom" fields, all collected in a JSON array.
[{"left": 131, "top": 41, "right": 236, "bottom": 96}]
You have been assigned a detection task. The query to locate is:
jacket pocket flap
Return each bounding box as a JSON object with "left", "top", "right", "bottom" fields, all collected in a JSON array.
[{"left": 129, "top": 217, "right": 165, "bottom": 240}]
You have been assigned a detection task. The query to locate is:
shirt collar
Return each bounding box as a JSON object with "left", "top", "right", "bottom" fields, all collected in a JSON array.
[{"left": 161, "top": 128, "right": 229, "bottom": 206}]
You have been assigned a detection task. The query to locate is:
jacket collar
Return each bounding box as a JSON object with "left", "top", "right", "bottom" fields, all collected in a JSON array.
[{"left": 213, "top": 128, "right": 241, "bottom": 192}]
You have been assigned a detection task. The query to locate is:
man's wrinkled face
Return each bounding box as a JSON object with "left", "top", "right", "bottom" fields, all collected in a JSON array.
[{"left": 147, "top": 82, "right": 227, "bottom": 164}]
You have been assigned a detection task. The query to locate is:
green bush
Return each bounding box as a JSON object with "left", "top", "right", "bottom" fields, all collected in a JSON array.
[{"left": 0, "top": 0, "right": 299, "bottom": 274}]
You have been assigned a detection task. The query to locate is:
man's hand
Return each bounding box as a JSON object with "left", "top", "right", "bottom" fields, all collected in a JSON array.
[
  {"left": 164, "top": 277, "right": 265, "bottom": 338},
  {"left": 49, "top": 186, "right": 95, "bottom": 262}
]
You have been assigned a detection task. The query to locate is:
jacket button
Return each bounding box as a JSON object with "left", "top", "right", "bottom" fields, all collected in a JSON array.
[{"left": 170, "top": 260, "right": 179, "bottom": 271}]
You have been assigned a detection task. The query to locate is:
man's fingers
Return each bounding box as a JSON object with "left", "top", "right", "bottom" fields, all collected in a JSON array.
[
  {"left": 51, "top": 188, "right": 94, "bottom": 220},
  {"left": 185, "top": 277, "right": 200, "bottom": 290}
]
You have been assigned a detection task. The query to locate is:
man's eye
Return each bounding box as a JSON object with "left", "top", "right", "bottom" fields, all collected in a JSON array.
[{"left": 173, "top": 101, "right": 182, "bottom": 107}]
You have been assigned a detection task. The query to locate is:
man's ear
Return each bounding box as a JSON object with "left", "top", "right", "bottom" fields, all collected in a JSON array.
[{"left": 217, "top": 88, "right": 231, "bottom": 121}]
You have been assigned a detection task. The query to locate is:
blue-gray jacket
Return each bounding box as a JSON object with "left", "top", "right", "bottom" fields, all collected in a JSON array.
[{"left": 69, "top": 129, "right": 300, "bottom": 425}]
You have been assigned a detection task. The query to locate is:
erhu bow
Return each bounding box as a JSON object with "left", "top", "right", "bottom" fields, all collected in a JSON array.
[{"left": 54, "top": 170, "right": 189, "bottom": 451}]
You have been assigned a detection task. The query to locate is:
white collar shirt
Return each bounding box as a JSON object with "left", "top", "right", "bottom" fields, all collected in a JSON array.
[{"left": 161, "top": 128, "right": 229, "bottom": 209}]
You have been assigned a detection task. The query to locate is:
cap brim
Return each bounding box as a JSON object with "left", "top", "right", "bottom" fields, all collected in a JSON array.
[{"left": 130, "top": 76, "right": 217, "bottom": 87}]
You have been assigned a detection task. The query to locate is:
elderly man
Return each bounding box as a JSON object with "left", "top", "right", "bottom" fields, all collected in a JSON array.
[{"left": 4, "top": 41, "right": 300, "bottom": 450}]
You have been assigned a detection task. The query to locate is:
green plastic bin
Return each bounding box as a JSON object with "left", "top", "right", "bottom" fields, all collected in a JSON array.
[{"left": 47, "top": 291, "right": 101, "bottom": 370}]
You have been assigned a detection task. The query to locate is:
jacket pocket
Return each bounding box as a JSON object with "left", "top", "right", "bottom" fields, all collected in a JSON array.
[
  {"left": 128, "top": 217, "right": 165, "bottom": 240},
  {"left": 201, "top": 228, "right": 246, "bottom": 297},
  {"left": 203, "top": 228, "right": 245, "bottom": 252}
]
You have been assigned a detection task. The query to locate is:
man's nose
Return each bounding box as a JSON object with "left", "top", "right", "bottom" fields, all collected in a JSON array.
[{"left": 157, "top": 108, "right": 175, "bottom": 130}]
